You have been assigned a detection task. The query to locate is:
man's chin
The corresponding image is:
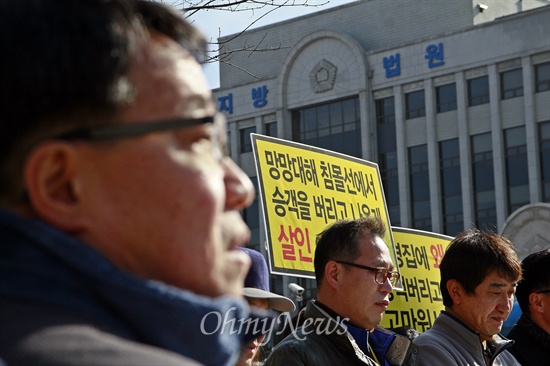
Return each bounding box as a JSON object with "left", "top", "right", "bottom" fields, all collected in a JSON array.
[
  {"left": 220, "top": 212, "right": 251, "bottom": 249},
  {"left": 215, "top": 250, "right": 251, "bottom": 297}
]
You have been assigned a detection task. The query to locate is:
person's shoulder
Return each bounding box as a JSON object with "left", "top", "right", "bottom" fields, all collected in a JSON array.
[
  {"left": 265, "top": 334, "right": 306, "bottom": 366},
  {"left": 267, "top": 326, "right": 329, "bottom": 365},
  {"left": 0, "top": 299, "right": 200, "bottom": 366},
  {"left": 413, "top": 327, "right": 443, "bottom": 344},
  {"left": 507, "top": 326, "right": 550, "bottom": 366},
  {"left": 272, "top": 327, "right": 313, "bottom": 349},
  {"left": 412, "top": 329, "right": 460, "bottom": 366},
  {"left": 412, "top": 313, "right": 457, "bottom": 346},
  {"left": 3, "top": 323, "right": 201, "bottom": 366}
]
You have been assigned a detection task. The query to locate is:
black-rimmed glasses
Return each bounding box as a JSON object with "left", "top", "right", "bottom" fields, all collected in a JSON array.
[
  {"left": 536, "top": 290, "right": 550, "bottom": 294},
  {"left": 50, "top": 114, "right": 225, "bottom": 163},
  {"left": 336, "top": 261, "right": 400, "bottom": 286},
  {"left": 53, "top": 115, "right": 216, "bottom": 141}
]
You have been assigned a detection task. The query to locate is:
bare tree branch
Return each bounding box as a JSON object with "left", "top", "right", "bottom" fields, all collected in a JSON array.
[{"left": 156, "top": 0, "right": 330, "bottom": 79}]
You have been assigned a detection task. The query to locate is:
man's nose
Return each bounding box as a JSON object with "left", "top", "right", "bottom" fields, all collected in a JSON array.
[
  {"left": 497, "top": 294, "right": 513, "bottom": 313},
  {"left": 380, "top": 276, "right": 394, "bottom": 294},
  {"left": 224, "top": 158, "right": 255, "bottom": 211}
]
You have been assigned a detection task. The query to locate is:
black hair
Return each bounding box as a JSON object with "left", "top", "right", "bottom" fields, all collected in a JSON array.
[
  {"left": 314, "top": 217, "right": 386, "bottom": 286},
  {"left": 515, "top": 249, "right": 550, "bottom": 316},
  {"left": 440, "top": 229, "right": 522, "bottom": 307},
  {"left": 0, "top": 0, "right": 205, "bottom": 205}
]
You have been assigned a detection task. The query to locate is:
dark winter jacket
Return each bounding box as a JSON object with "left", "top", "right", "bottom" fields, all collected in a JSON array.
[
  {"left": 508, "top": 314, "right": 550, "bottom": 366},
  {"left": 265, "top": 301, "right": 417, "bottom": 366}
]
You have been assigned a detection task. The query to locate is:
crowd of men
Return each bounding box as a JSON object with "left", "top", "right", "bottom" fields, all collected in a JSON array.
[{"left": 0, "top": 1, "right": 548, "bottom": 366}]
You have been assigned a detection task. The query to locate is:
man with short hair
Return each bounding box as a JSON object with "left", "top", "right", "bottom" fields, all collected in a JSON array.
[
  {"left": 266, "top": 217, "right": 417, "bottom": 366},
  {"left": 0, "top": 1, "right": 265, "bottom": 365},
  {"left": 414, "top": 229, "right": 522, "bottom": 365},
  {"left": 508, "top": 249, "right": 550, "bottom": 366}
]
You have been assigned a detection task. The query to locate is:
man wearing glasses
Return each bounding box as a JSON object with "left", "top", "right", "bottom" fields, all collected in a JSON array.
[
  {"left": 413, "top": 229, "right": 522, "bottom": 366},
  {"left": 266, "top": 217, "right": 417, "bottom": 366},
  {"left": 0, "top": 1, "right": 265, "bottom": 365},
  {"left": 508, "top": 249, "right": 550, "bottom": 366}
]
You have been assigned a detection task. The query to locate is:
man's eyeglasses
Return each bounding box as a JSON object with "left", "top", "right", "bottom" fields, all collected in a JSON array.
[
  {"left": 53, "top": 116, "right": 215, "bottom": 141},
  {"left": 536, "top": 290, "right": 550, "bottom": 294},
  {"left": 51, "top": 114, "right": 225, "bottom": 162},
  {"left": 336, "top": 261, "right": 400, "bottom": 286}
]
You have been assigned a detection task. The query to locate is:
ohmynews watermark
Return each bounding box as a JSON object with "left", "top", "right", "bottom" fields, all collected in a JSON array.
[{"left": 200, "top": 307, "right": 349, "bottom": 345}]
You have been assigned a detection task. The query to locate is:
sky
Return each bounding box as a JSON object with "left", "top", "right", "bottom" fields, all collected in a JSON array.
[{"left": 169, "top": 0, "right": 358, "bottom": 88}]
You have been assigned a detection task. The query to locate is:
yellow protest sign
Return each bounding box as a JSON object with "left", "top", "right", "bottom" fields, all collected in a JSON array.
[
  {"left": 380, "top": 227, "right": 453, "bottom": 332},
  {"left": 251, "top": 134, "right": 398, "bottom": 280}
]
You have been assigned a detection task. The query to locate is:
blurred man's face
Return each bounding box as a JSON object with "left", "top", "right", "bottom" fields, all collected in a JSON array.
[
  {"left": 75, "top": 31, "right": 255, "bottom": 297},
  {"left": 452, "top": 271, "right": 515, "bottom": 341}
]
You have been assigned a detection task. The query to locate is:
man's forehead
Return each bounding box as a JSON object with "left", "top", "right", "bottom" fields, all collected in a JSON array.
[
  {"left": 121, "top": 31, "right": 214, "bottom": 119},
  {"left": 482, "top": 271, "right": 518, "bottom": 288},
  {"left": 358, "top": 236, "right": 393, "bottom": 268}
]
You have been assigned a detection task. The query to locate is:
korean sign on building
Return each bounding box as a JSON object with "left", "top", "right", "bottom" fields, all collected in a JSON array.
[
  {"left": 251, "top": 134, "right": 400, "bottom": 284},
  {"left": 383, "top": 42, "right": 445, "bottom": 78}
]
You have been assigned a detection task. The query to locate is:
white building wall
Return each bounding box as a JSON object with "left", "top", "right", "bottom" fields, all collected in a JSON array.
[
  {"left": 213, "top": 3, "right": 550, "bottom": 238},
  {"left": 218, "top": 0, "right": 479, "bottom": 86}
]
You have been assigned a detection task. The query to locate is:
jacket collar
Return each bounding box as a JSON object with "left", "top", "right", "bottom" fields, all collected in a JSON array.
[
  {"left": 0, "top": 209, "right": 271, "bottom": 366},
  {"left": 306, "top": 301, "right": 377, "bottom": 364},
  {"left": 441, "top": 310, "right": 514, "bottom": 361}
]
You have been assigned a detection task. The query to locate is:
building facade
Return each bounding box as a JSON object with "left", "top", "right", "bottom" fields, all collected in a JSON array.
[{"left": 212, "top": 0, "right": 550, "bottom": 302}]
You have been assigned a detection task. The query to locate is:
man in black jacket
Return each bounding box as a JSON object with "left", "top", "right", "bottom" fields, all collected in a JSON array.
[
  {"left": 266, "top": 217, "right": 416, "bottom": 366},
  {"left": 508, "top": 249, "right": 550, "bottom": 366}
]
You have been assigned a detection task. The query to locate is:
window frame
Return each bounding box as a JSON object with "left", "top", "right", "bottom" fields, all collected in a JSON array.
[
  {"left": 535, "top": 62, "right": 550, "bottom": 93},
  {"left": 436, "top": 83, "right": 457, "bottom": 113},
  {"left": 467, "top": 76, "right": 490, "bottom": 106},
  {"left": 405, "top": 90, "right": 426, "bottom": 120},
  {"left": 500, "top": 68, "right": 524, "bottom": 100},
  {"left": 239, "top": 126, "right": 256, "bottom": 153}
]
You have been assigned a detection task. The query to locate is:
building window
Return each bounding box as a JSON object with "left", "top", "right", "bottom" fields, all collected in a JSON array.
[
  {"left": 468, "top": 76, "right": 489, "bottom": 106},
  {"left": 501, "top": 68, "right": 523, "bottom": 100},
  {"left": 535, "top": 62, "right": 550, "bottom": 93},
  {"left": 292, "top": 98, "right": 361, "bottom": 158},
  {"left": 405, "top": 90, "right": 425, "bottom": 119},
  {"left": 505, "top": 126, "right": 529, "bottom": 214},
  {"left": 409, "top": 144, "right": 431, "bottom": 231},
  {"left": 240, "top": 126, "right": 256, "bottom": 153},
  {"left": 375, "top": 97, "right": 395, "bottom": 124},
  {"left": 242, "top": 177, "right": 260, "bottom": 245},
  {"left": 472, "top": 133, "right": 496, "bottom": 230},
  {"left": 436, "top": 83, "right": 457, "bottom": 113},
  {"left": 540, "top": 121, "right": 550, "bottom": 202},
  {"left": 439, "top": 139, "right": 462, "bottom": 236},
  {"left": 265, "top": 122, "right": 277, "bottom": 137},
  {"left": 376, "top": 97, "right": 399, "bottom": 226}
]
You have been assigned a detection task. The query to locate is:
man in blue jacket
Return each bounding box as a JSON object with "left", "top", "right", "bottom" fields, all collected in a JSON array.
[{"left": 0, "top": 1, "right": 266, "bottom": 365}]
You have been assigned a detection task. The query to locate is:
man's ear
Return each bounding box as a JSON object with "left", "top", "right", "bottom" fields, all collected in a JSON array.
[
  {"left": 447, "top": 279, "right": 463, "bottom": 305},
  {"left": 324, "top": 261, "right": 340, "bottom": 290},
  {"left": 24, "top": 142, "right": 85, "bottom": 231},
  {"left": 529, "top": 292, "right": 545, "bottom": 314}
]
